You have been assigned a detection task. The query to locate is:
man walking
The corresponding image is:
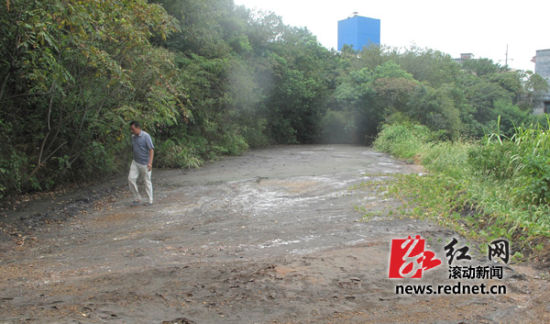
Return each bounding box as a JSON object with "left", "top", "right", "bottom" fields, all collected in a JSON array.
[{"left": 128, "top": 121, "right": 155, "bottom": 206}]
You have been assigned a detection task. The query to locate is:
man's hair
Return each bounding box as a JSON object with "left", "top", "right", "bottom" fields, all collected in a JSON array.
[{"left": 129, "top": 121, "right": 141, "bottom": 128}]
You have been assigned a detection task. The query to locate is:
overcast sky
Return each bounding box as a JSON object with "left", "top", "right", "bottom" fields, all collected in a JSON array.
[{"left": 234, "top": 0, "right": 549, "bottom": 72}]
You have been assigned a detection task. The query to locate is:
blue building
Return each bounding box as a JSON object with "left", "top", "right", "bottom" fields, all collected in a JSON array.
[{"left": 338, "top": 14, "right": 380, "bottom": 51}]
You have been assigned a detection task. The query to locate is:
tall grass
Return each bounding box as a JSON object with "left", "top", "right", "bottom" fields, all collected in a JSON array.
[
  {"left": 469, "top": 115, "right": 550, "bottom": 205},
  {"left": 373, "top": 120, "right": 550, "bottom": 260},
  {"left": 373, "top": 122, "right": 433, "bottom": 162}
]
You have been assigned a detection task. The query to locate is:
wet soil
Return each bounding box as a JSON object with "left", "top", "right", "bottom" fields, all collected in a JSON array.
[{"left": 0, "top": 145, "right": 548, "bottom": 323}]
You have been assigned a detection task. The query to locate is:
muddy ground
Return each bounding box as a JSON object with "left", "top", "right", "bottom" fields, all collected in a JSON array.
[{"left": 0, "top": 145, "right": 548, "bottom": 323}]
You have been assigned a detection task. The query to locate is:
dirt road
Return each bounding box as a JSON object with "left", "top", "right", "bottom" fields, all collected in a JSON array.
[{"left": 0, "top": 145, "right": 548, "bottom": 323}]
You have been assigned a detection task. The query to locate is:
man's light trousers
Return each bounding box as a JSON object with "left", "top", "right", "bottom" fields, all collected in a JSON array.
[{"left": 128, "top": 160, "right": 153, "bottom": 204}]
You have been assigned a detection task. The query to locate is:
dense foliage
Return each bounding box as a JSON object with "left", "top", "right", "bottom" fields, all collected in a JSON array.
[
  {"left": 373, "top": 121, "right": 550, "bottom": 259},
  {"left": 1, "top": 0, "right": 182, "bottom": 195},
  {"left": 1, "top": 0, "right": 548, "bottom": 198}
]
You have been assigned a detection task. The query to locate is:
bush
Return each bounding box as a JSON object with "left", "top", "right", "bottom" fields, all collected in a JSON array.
[
  {"left": 485, "top": 100, "right": 534, "bottom": 137},
  {"left": 421, "top": 141, "right": 472, "bottom": 177},
  {"left": 469, "top": 120, "right": 550, "bottom": 205},
  {"left": 510, "top": 124, "right": 550, "bottom": 205},
  {"left": 373, "top": 122, "right": 432, "bottom": 160},
  {"left": 241, "top": 118, "right": 270, "bottom": 148},
  {"left": 467, "top": 140, "right": 520, "bottom": 180},
  {"left": 212, "top": 133, "right": 249, "bottom": 156},
  {"left": 155, "top": 139, "right": 203, "bottom": 169}
]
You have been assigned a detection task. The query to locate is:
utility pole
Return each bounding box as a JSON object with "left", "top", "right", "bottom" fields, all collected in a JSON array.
[{"left": 505, "top": 44, "right": 509, "bottom": 69}]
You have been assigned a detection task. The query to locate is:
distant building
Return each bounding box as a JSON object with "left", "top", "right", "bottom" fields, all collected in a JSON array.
[
  {"left": 453, "top": 53, "right": 474, "bottom": 64},
  {"left": 338, "top": 13, "right": 380, "bottom": 51},
  {"left": 533, "top": 49, "right": 550, "bottom": 114}
]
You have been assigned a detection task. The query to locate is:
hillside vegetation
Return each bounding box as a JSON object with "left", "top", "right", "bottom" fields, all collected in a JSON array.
[
  {"left": 373, "top": 120, "right": 550, "bottom": 260},
  {"left": 1, "top": 0, "right": 548, "bottom": 204}
]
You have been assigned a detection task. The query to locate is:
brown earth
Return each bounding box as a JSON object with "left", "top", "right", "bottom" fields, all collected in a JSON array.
[{"left": 0, "top": 145, "right": 548, "bottom": 323}]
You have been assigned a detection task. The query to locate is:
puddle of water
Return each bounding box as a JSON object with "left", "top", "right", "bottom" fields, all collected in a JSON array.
[{"left": 258, "top": 238, "right": 301, "bottom": 248}]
